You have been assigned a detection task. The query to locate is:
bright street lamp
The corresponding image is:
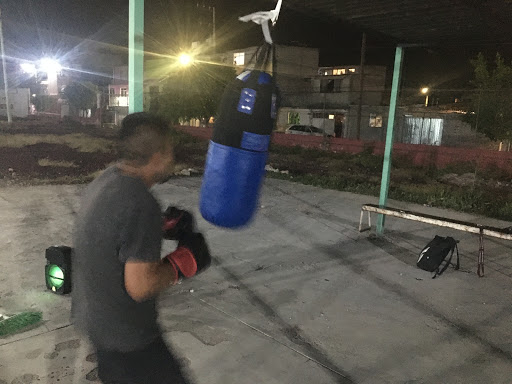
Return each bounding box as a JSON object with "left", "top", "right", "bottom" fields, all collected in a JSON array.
[
  {"left": 39, "top": 58, "right": 61, "bottom": 96},
  {"left": 39, "top": 58, "right": 62, "bottom": 74},
  {"left": 178, "top": 53, "right": 194, "bottom": 67},
  {"left": 421, "top": 87, "right": 430, "bottom": 107}
]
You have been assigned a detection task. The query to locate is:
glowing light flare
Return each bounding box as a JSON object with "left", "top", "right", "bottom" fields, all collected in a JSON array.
[
  {"left": 20, "top": 63, "right": 37, "bottom": 75},
  {"left": 178, "top": 53, "right": 194, "bottom": 67},
  {"left": 421, "top": 87, "right": 429, "bottom": 94},
  {"left": 39, "top": 58, "right": 62, "bottom": 74}
]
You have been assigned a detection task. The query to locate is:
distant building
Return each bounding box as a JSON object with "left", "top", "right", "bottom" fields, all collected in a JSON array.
[
  {"left": 215, "top": 45, "right": 320, "bottom": 91},
  {"left": 107, "top": 45, "right": 321, "bottom": 125},
  {"left": 108, "top": 66, "right": 129, "bottom": 108},
  {"left": 0, "top": 88, "right": 31, "bottom": 118},
  {"left": 107, "top": 66, "right": 129, "bottom": 124},
  {"left": 276, "top": 64, "right": 388, "bottom": 137}
]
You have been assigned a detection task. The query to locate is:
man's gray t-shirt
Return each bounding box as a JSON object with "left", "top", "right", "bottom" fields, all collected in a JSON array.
[{"left": 72, "top": 166, "right": 163, "bottom": 352}]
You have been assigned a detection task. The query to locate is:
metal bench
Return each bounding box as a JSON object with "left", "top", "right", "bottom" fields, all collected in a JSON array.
[{"left": 359, "top": 204, "right": 512, "bottom": 277}]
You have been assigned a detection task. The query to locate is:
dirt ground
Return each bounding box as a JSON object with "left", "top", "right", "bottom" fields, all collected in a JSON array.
[
  {"left": 0, "top": 119, "right": 115, "bottom": 185},
  {"left": 0, "top": 143, "right": 116, "bottom": 182},
  {"left": 0, "top": 118, "right": 205, "bottom": 186},
  {"left": 0, "top": 116, "right": 117, "bottom": 138},
  {"left": 2, "top": 117, "right": 512, "bottom": 221}
]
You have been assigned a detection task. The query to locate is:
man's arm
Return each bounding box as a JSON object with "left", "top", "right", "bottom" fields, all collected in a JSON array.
[
  {"left": 124, "top": 260, "right": 176, "bottom": 303},
  {"left": 124, "top": 232, "right": 212, "bottom": 302}
]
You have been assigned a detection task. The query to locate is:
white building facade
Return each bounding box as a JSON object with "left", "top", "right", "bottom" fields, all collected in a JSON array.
[{"left": 0, "top": 88, "right": 31, "bottom": 118}]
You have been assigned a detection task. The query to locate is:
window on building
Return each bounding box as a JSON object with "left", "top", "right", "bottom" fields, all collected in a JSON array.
[
  {"left": 369, "top": 114, "right": 383, "bottom": 128},
  {"left": 233, "top": 52, "right": 245, "bottom": 66},
  {"left": 120, "top": 88, "right": 128, "bottom": 97},
  {"left": 109, "top": 88, "right": 115, "bottom": 95},
  {"left": 323, "top": 69, "right": 332, "bottom": 76},
  {"left": 349, "top": 68, "right": 356, "bottom": 73},
  {"left": 321, "top": 80, "right": 333, "bottom": 93},
  {"left": 328, "top": 114, "right": 335, "bottom": 120},
  {"left": 320, "top": 79, "right": 342, "bottom": 93},
  {"left": 288, "top": 112, "right": 300, "bottom": 125},
  {"left": 333, "top": 69, "right": 346, "bottom": 75}
]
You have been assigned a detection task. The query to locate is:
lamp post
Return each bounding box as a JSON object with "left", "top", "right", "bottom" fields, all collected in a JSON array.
[
  {"left": 0, "top": 7, "right": 12, "bottom": 124},
  {"left": 421, "top": 87, "right": 429, "bottom": 107}
]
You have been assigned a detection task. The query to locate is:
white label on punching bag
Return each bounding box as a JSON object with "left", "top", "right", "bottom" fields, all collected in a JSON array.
[{"left": 238, "top": 88, "right": 257, "bottom": 115}]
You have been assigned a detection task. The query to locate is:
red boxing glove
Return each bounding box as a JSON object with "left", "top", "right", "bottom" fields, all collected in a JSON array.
[
  {"left": 162, "top": 206, "right": 195, "bottom": 240},
  {"left": 165, "top": 232, "right": 211, "bottom": 282}
]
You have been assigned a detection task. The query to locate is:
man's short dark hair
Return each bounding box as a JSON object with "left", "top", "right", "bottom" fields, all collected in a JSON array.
[{"left": 118, "top": 113, "right": 172, "bottom": 165}]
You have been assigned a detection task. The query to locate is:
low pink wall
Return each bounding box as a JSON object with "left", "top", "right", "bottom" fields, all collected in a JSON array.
[{"left": 175, "top": 126, "right": 512, "bottom": 172}]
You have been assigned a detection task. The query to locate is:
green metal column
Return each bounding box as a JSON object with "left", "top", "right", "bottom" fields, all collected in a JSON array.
[
  {"left": 129, "top": 0, "right": 144, "bottom": 113},
  {"left": 376, "top": 46, "right": 404, "bottom": 235}
]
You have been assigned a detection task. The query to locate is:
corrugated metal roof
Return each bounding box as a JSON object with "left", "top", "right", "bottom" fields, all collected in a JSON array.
[{"left": 286, "top": 0, "right": 512, "bottom": 45}]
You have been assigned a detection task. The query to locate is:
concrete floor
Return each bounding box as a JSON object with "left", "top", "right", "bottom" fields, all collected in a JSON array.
[{"left": 1, "top": 177, "right": 512, "bottom": 383}]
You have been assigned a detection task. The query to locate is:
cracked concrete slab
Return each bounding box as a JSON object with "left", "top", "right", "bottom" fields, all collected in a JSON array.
[{"left": 1, "top": 178, "right": 512, "bottom": 383}]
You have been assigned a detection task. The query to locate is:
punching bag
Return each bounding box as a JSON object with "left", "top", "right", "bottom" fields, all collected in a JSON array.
[{"left": 200, "top": 44, "right": 278, "bottom": 228}]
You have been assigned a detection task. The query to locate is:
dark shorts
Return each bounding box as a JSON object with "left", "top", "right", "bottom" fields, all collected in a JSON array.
[{"left": 96, "top": 336, "right": 192, "bottom": 384}]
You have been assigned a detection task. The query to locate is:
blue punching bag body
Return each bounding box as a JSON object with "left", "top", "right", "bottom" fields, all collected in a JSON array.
[{"left": 200, "top": 44, "right": 278, "bottom": 228}]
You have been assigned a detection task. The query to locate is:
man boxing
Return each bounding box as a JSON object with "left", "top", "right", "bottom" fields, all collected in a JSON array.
[{"left": 72, "top": 112, "right": 211, "bottom": 383}]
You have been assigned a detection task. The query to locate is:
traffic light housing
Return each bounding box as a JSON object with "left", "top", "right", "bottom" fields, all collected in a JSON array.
[{"left": 45, "top": 246, "right": 72, "bottom": 295}]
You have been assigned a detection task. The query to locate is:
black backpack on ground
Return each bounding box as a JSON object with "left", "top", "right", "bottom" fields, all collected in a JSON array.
[{"left": 417, "top": 236, "right": 460, "bottom": 278}]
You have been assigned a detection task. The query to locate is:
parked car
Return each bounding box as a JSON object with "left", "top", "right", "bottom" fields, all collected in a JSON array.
[{"left": 285, "top": 125, "right": 325, "bottom": 136}]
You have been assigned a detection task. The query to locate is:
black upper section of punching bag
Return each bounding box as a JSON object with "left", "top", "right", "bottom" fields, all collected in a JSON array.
[{"left": 212, "top": 69, "right": 278, "bottom": 149}]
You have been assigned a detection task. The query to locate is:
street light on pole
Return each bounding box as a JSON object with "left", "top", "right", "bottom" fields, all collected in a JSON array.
[
  {"left": 39, "top": 58, "right": 62, "bottom": 96},
  {"left": 0, "top": 7, "right": 12, "bottom": 124},
  {"left": 421, "top": 87, "right": 429, "bottom": 107},
  {"left": 178, "top": 53, "right": 194, "bottom": 67},
  {"left": 39, "top": 58, "right": 62, "bottom": 74}
]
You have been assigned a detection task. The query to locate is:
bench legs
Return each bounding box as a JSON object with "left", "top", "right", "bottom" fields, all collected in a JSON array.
[
  {"left": 359, "top": 210, "right": 372, "bottom": 232},
  {"left": 358, "top": 208, "right": 487, "bottom": 277}
]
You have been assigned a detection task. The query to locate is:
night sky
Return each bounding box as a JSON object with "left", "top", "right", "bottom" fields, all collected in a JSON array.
[
  {"left": 1, "top": 1, "right": 393, "bottom": 70},
  {"left": 1, "top": 0, "right": 506, "bottom": 90}
]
